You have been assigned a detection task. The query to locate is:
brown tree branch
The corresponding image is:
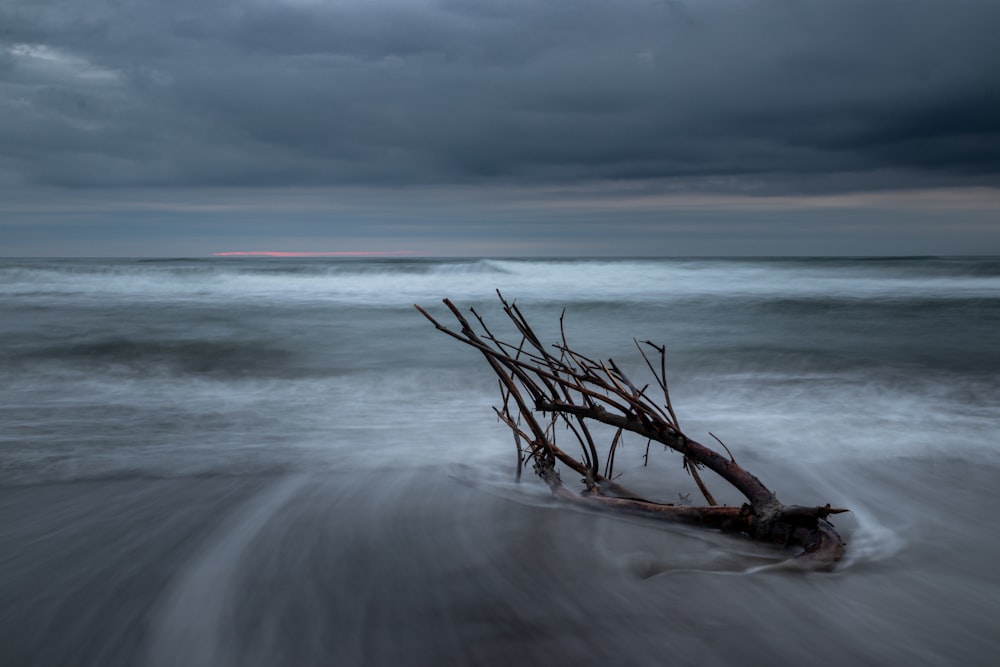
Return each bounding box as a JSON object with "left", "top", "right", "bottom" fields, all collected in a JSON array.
[{"left": 416, "top": 296, "right": 848, "bottom": 570}]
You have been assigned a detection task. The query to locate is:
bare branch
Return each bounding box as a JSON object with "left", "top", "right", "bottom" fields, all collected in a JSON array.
[
  {"left": 416, "top": 297, "right": 848, "bottom": 571},
  {"left": 709, "top": 432, "right": 738, "bottom": 464}
]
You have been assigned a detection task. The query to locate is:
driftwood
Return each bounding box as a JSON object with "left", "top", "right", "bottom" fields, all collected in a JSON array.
[{"left": 416, "top": 293, "right": 848, "bottom": 571}]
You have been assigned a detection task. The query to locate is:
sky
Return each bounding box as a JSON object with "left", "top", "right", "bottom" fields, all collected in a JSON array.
[{"left": 1, "top": 0, "right": 998, "bottom": 257}]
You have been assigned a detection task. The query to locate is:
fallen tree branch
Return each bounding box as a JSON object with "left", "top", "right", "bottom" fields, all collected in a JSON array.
[{"left": 416, "top": 294, "right": 848, "bottom": 571}]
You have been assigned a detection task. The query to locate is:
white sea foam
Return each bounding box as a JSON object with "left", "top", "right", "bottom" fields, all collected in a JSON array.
[
  {"left": 2, "top": 256, "right": 998, "bottom": 483},
  {"left": 4, "top": 258, "right": 999, "bottom": 308}
]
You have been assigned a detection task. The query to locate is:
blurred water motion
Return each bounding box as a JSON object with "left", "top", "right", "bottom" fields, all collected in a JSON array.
[{"left": 2, "top": 257, "right": 999, "bottom": 665}]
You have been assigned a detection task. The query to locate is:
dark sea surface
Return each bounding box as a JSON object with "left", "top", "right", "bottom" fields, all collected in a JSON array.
[{"left": 1, "top": 257, "right": 998, "bottom": 666}]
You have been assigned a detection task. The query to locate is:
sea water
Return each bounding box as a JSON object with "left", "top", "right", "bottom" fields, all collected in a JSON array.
[{"left": 1, "top": 257, "right": 998, "bottom": 665}]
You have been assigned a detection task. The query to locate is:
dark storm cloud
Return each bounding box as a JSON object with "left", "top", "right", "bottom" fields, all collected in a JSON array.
[{"left": 1, "top": 0, "right": 998, "bottom": 192}]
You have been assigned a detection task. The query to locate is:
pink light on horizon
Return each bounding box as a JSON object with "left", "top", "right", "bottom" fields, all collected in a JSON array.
[{"left": 212, "top": 250, "right": 416, "bottom": 257}]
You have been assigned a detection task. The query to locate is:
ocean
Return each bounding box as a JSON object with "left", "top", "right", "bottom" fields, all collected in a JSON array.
[{"left": 1, "top": 256, "right": 998, "bottom": 666}]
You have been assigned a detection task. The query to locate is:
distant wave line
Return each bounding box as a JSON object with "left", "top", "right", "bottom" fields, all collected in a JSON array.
[{"left": 211, "top": 251, "right": 416, "bottom": 257}]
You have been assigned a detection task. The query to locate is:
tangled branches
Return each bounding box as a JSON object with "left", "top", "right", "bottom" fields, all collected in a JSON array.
[{"left": 416, "top": 293, "right": 848, "bottom": 571}]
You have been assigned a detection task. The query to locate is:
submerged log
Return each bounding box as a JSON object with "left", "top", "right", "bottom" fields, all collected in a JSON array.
[{"left": 416, "top": 293, "right": 848, "bottom": 571}]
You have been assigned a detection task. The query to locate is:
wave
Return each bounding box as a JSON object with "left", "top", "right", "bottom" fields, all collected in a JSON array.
[{"left": 4, "top": 257, "right": 1000, "bottom": 306}]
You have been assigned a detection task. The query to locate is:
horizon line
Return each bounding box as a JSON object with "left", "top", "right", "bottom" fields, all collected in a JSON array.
[{"left": 211, "top": 250, "right": 416, "bottom": 257}]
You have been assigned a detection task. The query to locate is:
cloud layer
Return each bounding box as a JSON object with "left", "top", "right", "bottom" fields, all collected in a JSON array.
[{"left": 3, "top": 0, "right": 998, "bottom": 194}]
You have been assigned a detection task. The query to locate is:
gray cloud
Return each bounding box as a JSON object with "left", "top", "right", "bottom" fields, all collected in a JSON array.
[{"left": 1, "top": 0, "right": 998, "bottom": 196}]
